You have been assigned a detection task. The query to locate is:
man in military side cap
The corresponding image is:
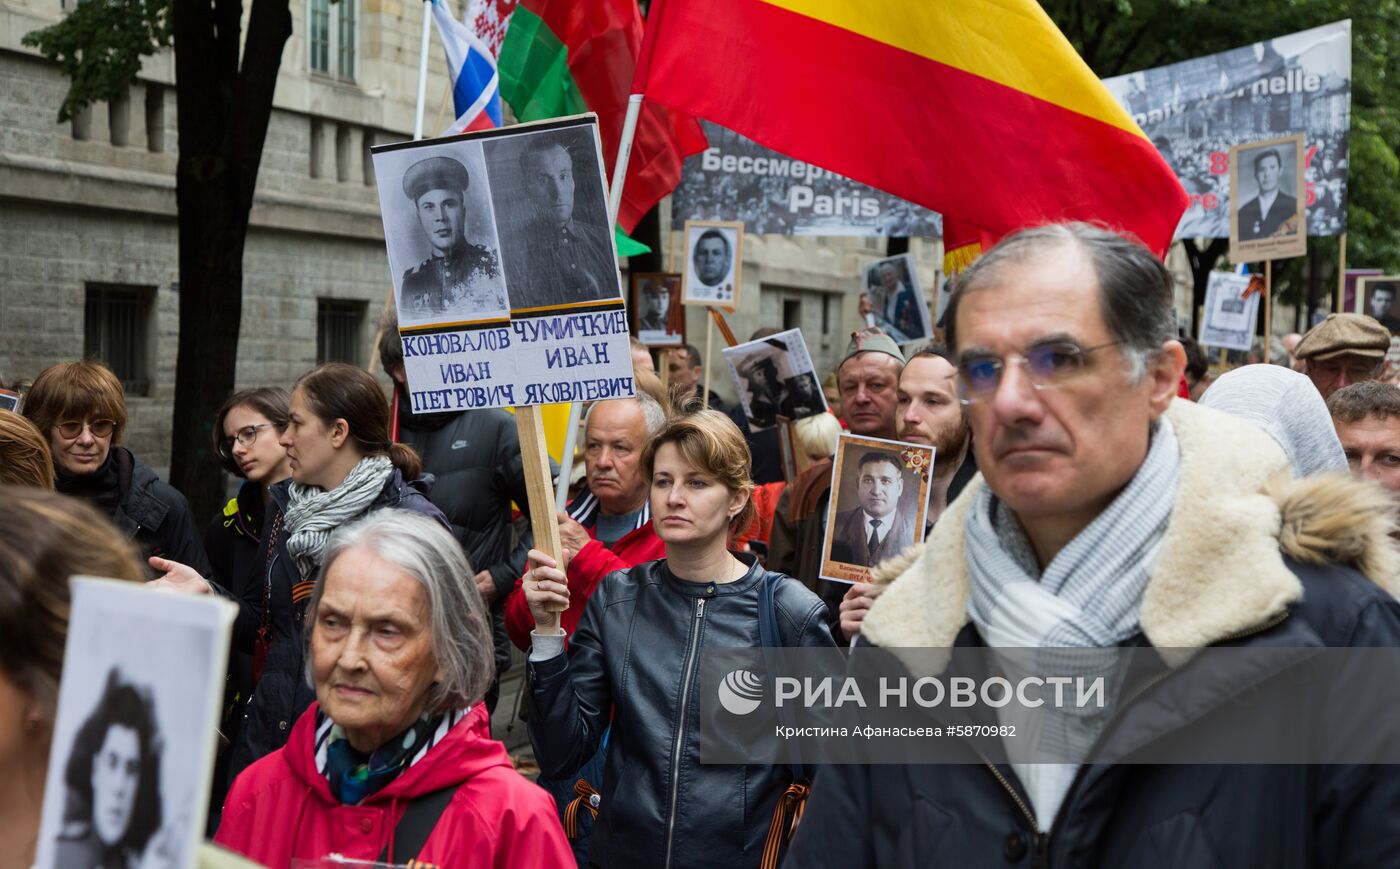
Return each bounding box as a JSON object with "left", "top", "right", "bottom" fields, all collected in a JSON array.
[
  {"left": 504, "top": 137, "right": 618, "bottom": 310},
  {"left": 400, "top": 155, "right": 504, "bottom": 318}
]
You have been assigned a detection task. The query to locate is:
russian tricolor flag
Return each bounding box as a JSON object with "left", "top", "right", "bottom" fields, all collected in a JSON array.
[{"left": 431, "top": 0, "right": 503, "bottom": 134}]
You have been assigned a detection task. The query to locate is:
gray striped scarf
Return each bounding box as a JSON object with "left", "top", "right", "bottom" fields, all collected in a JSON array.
[
  {"left": 284, "top": 455, "right": 394, "bottom": 580},
  {"left": 965, "top": 416, "right": 1180, "bottom": 828}
]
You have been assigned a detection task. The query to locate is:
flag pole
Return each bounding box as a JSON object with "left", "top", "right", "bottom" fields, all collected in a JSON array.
[
  {"left": 554, "top": 93, "right": 647, "bottom": 510},
  {"left": 413, "top": 0, "right": 433, "bottom": 140}
]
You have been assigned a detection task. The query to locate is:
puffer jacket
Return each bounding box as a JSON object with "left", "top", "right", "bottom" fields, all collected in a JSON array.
[
  {"left": 223, "top": 469, "right": 449, "bottom": 787},
  {"left": 787, "top": 399, "right": 1400, "bottom": 868},
  {"left": 527, "top": 557, "right": 836, "bottom": 869},
  {"left": 110, "top": 445, "right": 211, "bottom": 578},
  {"left": 216, "top": 703, "right": 572, "bottom": 866}
]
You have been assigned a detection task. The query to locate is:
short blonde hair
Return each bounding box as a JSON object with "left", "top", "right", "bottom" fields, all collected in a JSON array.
[
  {"left": 23, "top": 361, "right": 128, "bottom": 444},
  {"left": 640, "top": 409, "right": 756, "bottom": 533},
  {"left": 793, "top": 413, "right": 841, "bottom": 460},
  {"left": 0, "top": 412, "right": 55, "bottom": 489}
]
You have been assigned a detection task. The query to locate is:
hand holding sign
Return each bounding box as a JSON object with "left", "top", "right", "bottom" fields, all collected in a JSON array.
[{"left": 523, "top": 549, "right": 571, "bottom": 632}]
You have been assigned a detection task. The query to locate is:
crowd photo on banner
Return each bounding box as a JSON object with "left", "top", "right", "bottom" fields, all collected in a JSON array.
[{"left": 9, "top": 2, "right": 1400, "bottom": 869}]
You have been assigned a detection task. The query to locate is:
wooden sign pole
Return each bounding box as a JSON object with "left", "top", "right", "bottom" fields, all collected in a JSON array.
[
  {"left": 1264, "top": 260, "right": 1273, "bottom": 353},
  {"left": 515, "top": 404, "right": 565, "bottom": 611},
  {"left": 702, "top": 314, "right": 714, "bottom": 408},
  {"left": 1336, "top": 232, "right": 1347, "bottom": 313}
]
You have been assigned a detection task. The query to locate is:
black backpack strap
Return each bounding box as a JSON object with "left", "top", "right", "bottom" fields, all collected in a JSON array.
[
  {"left": 378, "top": 784, "right": 460, "bottom": 865},
  {"left": 757, "top": 573, "right": 808, "bottom": 782}
]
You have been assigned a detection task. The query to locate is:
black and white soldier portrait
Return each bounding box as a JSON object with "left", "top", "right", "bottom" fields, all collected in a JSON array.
[
  {"left": 631, "top": 273, "right": 684, "bottom": 347},
  {"left": 398, "top": 155, "right": 506, "bottom": 319},
  {"left": 487, "top": 126, "right": 619, "bottom": 311},
  {"left": 721, "top": 327, "right": 827, "bottom": 431},
  {"left": 372, "top": 142, "right": 510, "bottom": 328}
]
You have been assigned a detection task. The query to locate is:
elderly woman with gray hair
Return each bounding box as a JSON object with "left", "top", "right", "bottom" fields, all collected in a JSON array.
[{"left": 214, "top": 510, "right": 571, "bottom": 866}]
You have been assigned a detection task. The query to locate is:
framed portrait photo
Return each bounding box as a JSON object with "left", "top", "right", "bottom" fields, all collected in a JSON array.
[
  {"left": 860, "top": 253, "right": 932, "bottom": 345},
  {"left": 1357, "top": 276, "right": 1400, "bottom": 335},
  {"left": 1228, "top": 133, "right": 1307, "bottom": 265},
  {"left": 820, "top": 433, "right": 935, "bottom": 585},
  {"left": 631, "top": 272, "right": 684, "bottom": 346},
  {"left": 681, "top": 219, "right": 744, "bottom": 307}
]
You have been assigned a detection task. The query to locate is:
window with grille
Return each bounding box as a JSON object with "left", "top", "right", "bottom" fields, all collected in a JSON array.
[
  {"left": 85, "top": 284, "right": 153, "bottom": 396},
  {"left": 317, "top": 299, "right": 365, "bottom": 366},
  {"left": 309, "top": 0, "right": 356, "bottom": 80}
]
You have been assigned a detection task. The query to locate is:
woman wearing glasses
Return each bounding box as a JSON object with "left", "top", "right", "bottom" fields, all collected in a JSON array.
[
  {"left": 206, "top": 388, "right": 293, "bottom": 603},
  {"left": 203, "top": 387, "right": 293, "bottom": 817},
  {"left": 21, "top": 361, "right": 210, "bottom": 578},
  {"left": 151, "top": 363, "right": 449, "bottom": 789}
]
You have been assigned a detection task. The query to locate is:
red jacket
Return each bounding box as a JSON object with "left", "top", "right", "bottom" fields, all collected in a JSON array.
[
  {"left": 214, "top": 703, "right": 571, "bottom": 867},
  {"left": 504, "top": 493, "right": 666, "bottom": 650}
]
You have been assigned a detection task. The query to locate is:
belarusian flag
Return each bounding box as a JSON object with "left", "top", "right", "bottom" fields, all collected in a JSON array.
[{"left": 474, "top": 0, "right": 707, "bottom": 237}]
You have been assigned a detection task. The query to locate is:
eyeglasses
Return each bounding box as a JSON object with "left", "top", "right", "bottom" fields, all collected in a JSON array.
[
  {"left": 219, "top": 423, "right": 275, "bottom": 456},
  {"left": 1309, "top": 357, "right": 1382, "bottom": 382},
  {"left": 56, "top": 419, "right": 116, "bottom": 439},
  {"left": 955, "top": 341, "right": 1121, "bottom": 405}
]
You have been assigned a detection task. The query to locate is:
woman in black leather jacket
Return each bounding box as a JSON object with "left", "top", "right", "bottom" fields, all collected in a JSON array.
[{"left": 524, "top": 409, "right": 836, "bottom": 869}]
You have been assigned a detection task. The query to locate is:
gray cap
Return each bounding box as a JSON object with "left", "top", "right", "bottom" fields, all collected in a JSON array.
[
  {"left": 1294, "top": 313, "right": 1392, "bottom": 362},
  {"left": 402, "top": 156, "right": 471, "bottom": 203}
]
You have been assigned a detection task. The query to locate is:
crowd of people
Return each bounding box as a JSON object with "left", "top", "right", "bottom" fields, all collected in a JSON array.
[{"left": 3, "top": 221, "right": 1400, "bottom": 868}]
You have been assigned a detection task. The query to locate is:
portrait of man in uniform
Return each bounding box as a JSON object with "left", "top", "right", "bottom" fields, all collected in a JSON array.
[
  {"left": 492, "top": 133, "right": 619, "bottom": 311},
  {"left": 399, "top": 155, "right": 507, "bottom": 321}
]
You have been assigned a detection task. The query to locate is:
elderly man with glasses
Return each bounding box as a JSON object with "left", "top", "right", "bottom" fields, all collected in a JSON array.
[{"left": 787, "top": 222, "right": 1400, "bottom": 868}]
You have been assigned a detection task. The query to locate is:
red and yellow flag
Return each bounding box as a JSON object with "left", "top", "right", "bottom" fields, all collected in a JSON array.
[{"left": 635, "top": 0, "right": 1187, "bottom": 256}]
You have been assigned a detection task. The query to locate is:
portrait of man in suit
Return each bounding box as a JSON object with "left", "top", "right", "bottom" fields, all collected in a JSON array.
[
  {"left": 829, "top": 451, "right": 914, "bottom": 567},
  {"left": 1237, "top": 147, "right": 1299, "bottom": 241}
]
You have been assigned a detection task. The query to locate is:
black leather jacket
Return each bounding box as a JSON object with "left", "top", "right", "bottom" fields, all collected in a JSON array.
[{"left": 528, "top": 556, "right": 835, "bottom": 869}]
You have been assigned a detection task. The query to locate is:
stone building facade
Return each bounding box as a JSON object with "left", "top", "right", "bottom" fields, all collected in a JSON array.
[{"left": 0, "top": 0, "right": 941, "bottom": 474}]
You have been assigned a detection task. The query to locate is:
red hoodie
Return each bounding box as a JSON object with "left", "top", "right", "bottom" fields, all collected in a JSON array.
[
  {"left": 215, "top": 704, "right": 571, "bottom": 867},
  {"left": 504, "top": 493, "right": 666, "bottom": 650}
]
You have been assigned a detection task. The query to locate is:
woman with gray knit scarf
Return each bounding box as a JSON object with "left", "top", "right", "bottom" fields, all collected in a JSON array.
[{"left": 149, "top": 362, "right": 450, "bottom": 794}]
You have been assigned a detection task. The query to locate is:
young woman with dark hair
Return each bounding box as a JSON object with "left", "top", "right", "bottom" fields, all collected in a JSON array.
[{"left": 150, "top": 363, "right": 449, "bottom": 784}]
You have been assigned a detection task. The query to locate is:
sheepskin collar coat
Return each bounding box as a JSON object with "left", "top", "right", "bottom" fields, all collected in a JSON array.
[
  {"left": 785, "top": 398, "right": 1400, "bottom": 869},
  {"left": 863, "top": 398, "right": 1400, "bottom": 650}
]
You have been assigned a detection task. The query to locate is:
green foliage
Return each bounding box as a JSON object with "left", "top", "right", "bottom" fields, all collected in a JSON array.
[
  {"left": 21, "top": 0, "right": 173, "bottom": 123},
  {"left": 1042, "top": 0, "right": 1400, "bottom": 273}
]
